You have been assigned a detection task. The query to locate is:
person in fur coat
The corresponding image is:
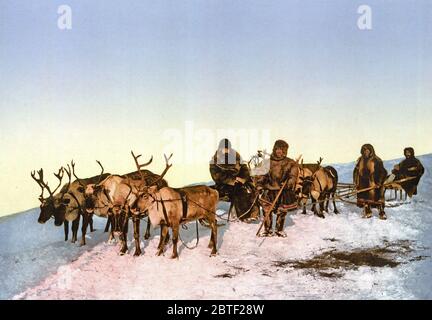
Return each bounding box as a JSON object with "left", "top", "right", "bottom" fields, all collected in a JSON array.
[
  {"left": 392, "top": 147, "right": 424, "bottom": 197},
  {"left": 256, "top": 139, "right": 299, "bottom": 237},
  {"left": 353, "top": 144, "right": 388, "bottom": 219}
]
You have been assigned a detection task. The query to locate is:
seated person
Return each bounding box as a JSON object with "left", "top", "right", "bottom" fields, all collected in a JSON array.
[
  {"left": 209, "top": 139, "right": 259, "bottom": 221},
  {"left": 392, "top": 147, "right": 425, "bottom": 197}
]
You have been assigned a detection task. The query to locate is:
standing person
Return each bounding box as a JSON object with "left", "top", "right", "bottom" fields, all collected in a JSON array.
[
  {"left": 256, "top": 140, "right": 299, "bottom": 237},
  {"left": 353, "top": 144, "right": 388, "bottom": 219},
  {"left": 392, "top": 147, "right": 424, "bottom": 197},
  {"left": 209, "top": 139, "right": 259, "bottom": 221}
]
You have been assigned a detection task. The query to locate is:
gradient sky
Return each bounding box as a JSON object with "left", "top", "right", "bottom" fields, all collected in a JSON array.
[{"left": 0, "top": 0, "right": 431, "bottom": 216}]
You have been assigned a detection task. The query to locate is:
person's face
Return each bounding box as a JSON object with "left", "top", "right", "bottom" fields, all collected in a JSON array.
[
  {"left": 363, "top": 149, "right": 371, "bottom": 158},
  {"left": 275, "top": 148, "right": 284, "bottom": 158},
  {"left": 222, "top": 147, "right": 229, "bottom": 154},
  {"left": 405, "top": 151, "right": 412, "bottom": 159}
]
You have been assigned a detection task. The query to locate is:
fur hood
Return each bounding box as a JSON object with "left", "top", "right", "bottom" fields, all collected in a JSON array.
[
  {"left": 404, "top": 147, "right": 415, "bottom": 157},
  {"left": 271, "top": 139, "right": 289, "bottom": 161}
]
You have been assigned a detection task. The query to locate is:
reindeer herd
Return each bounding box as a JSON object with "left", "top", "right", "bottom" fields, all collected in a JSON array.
[
  {"left": 31, "top": 151, "right": 339, "bottom": 259},
  {"left": 31, "top": 151, "right": 219, "bottom": 258}
]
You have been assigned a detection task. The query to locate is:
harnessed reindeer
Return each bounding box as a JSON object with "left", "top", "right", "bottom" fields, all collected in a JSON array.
[
  {"left": 130, "top": 152, "right": 219, "bottom": 259},
  {"left": 67, "top": 160, "right": 111, "bottom": 245},
  {"left": 296, "top": 157, "right": 339, "bottom": 218},
  {"left": 78, "top": 152, "right": 168, "bottom": 255},
  {"left": 31, "top": 165, "right": 79, "bottom": 241}
]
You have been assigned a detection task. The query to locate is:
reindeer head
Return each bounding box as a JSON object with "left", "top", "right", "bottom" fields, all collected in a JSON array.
[
  {"left": 130, "top": 151, "right": 172, "bottom": 214},
  {"left": 295, "top": 159, "right": 313, "bottom": 203},
  {"left": 31, "top": 165, "right": 72, "bottom": 225},
  {"left": 72, "top": 160, "right": 106, "bottom": 214}
]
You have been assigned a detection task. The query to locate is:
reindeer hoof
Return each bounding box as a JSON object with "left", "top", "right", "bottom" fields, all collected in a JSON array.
[
  {"left": 210, "top": 251, "right": 217, "bottom": 257},
  {"left": 79, "top": 241, "right": 86, "bottom": 247},
  {"left": 334, "top": 210, "right": 340, "bottom": 214},
  {"left": 133, "top": 250, "right": 142, "bottom": 257},
  {"left": 170, "top": 254, "right": 178, "bottom": 259},
  {"left": 156, "top": 249, "right": 164, "bottom": 256},
  {"left": 91, "top": 229, "right": 96, "bottom": 232},
  {"left": 144, "top": 234, "right": 150, "bottom": 240}
]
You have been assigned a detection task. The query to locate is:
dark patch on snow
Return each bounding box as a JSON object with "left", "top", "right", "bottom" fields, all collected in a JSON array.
[
  {"left": 272, "top": 240, "right": 424, "bottom": 279},
  {"left": 214, "top": 273, "right": 235, "bottom": 278},
  {"left": 409, "top": 255, "right": 430, "bottom": 262},
  {"left": 214, "top": 265, "right": 250, "bottom": 279},
  {"left": 324, "top": 238, "right": 339, "bottom": 242},
  {"left": 318, "top": 271, "right": 344, "bottom": 279}
]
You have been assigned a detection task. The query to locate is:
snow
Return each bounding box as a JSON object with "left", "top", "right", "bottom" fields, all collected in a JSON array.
[{"left": 1, "top": 155, "right": 431, "bottom": 300}]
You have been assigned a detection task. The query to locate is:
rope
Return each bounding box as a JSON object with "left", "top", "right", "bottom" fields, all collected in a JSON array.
[
  {"left": 178, "top": 220, "right": 200, "bottom": 250},
  {"left": 217, "top": 191, "right": 260, "bottom": 222}
]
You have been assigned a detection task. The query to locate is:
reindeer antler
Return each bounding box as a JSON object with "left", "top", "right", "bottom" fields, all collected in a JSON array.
[
  {"left": 151, "top": 153, "right": 173, "bottom": 186},
  {"left": 317, "top": 157, "right": 324, "bottom": 166},
  {"left": 95, "top": 160, "right": 105, "bottom": 184},
  {"left": 59, "top": 163, "right": 73, "bottom": 197},
  {"left": 71, "top": 160, "right": 85, "bottom": 188},
  {"left": 131, "top": 150, "right": 153, "bottom": 185},
  {"left": 51, "top": 167, "right": 65, "bottom": 195},
  {"left": 31, "top": 169, "right": 46, "bottom": 200},
  {"left": 31, "top": 166, "right": 65, "bottom": 199}
]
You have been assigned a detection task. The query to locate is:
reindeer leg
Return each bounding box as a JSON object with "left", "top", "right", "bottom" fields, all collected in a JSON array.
[
  {"left": 324, "top": 195, "right": 330, "bottom": 213},
  {"left": 164, "top": 230, "right": 171, "bottom": 244},
  {"left": 133, "top": 217, "right": 142, "bottom": 257},
  {"left": 210, "top": 219, "right": 218, "bottom": 256},
  {"left": 332, "top": 193, "right": 339, "bottom": 214},
  {"left": 71, "top": 215, "right": 80, "bottom": 243},
  {"left": 64, "top": 220, "right": 69, "bottom": 241},
  {"left": 104, "top": 215, "right": 111, "bottom": 233},
  {"left": 119, "top": 214, "right": 129, "bottom": 255},
  {"left": 157, "top": 224, "right": 168, "bottom": 256},
  {"left": 322, "top": 192, "right": 328, "bottom": 213},
  {"left": 144, "top": 217, "right": 151, "bottom": 240},
  {"left": 207, "top": 215, "right": 215, "bottom": 249},
  {"left": 89, "top": 214, "right": 95, "bottom": 232},
  {"left": 313, "top": 197, "right": 325, "bottom": 218},
  {"left": 171, "top": 224, "right": 179, "bottom": 259},
  {"left": 80, "top": 212, "right": 89, "bottom": 246}
]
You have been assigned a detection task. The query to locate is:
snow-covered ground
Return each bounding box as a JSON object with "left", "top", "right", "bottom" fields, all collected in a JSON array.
[{"left": 1, "top": 155, "right": 431, "bottom": 300}]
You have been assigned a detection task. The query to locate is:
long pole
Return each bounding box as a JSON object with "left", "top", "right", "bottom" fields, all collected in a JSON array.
[{"left": 256, "top": 178, "right": 289, "bottom": 237}]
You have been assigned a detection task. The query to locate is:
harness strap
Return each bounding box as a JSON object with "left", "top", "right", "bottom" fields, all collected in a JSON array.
[
  {"left": 159, "top": 198, "right": 171, "bottom": 227},
  {"left": 173, "top": 188, "right": 188, "bottom": 221},
  {"left": 315, "top": 174, "right": 323, "bottom": 192},
  {"left": 68, "top": 192, "right": 82, "bottom": 212}
]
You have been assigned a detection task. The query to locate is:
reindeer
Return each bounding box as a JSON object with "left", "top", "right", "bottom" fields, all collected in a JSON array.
[
  {"left": 295, "top": 162, "right": 314, "bottom": 215},
  {"left": 62, "top": 160, "right": 112, "bottom": 245},
  {"left": 130, "top": 152, "right": 219, "bottom": 259},
  {"left": 78, "top": 153, "right": 168, "bottom": 255},
  {"left": 31, "top": 165, "right": 75, "bottom": 241},
  {"left": 296, "top": 158, "right": 339, "bottom": 218}
]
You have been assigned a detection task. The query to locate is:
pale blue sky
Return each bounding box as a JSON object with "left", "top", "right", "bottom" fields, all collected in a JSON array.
[{"left": 0, "top": 0, "right": 431, "bottom": 214}]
